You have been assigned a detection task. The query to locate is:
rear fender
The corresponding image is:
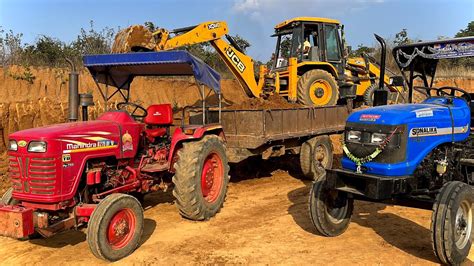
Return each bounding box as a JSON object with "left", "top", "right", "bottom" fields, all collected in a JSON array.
[{"left": 168, "top": 125, "right": 225, "bottom": 170}]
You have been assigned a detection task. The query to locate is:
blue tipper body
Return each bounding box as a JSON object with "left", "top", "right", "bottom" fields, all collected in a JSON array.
[{"left": 342, "top": 97, "right": 471, "bottom": 176}]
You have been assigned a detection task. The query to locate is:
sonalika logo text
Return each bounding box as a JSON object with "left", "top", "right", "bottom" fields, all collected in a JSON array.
[{"left": 411, "top": 127, "right": 437, "bottom": 136}]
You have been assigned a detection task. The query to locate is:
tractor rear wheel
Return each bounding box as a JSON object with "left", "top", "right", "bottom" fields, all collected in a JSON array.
[
  {"left": 309, "top": 173, "right": 353, "bottom": 236},
  {"left": 431, "top": 181, "right": 474, "bottom": 265},
  {"left": 87, "top": 193, "right": 144, "bottom": 262},
  {"left": 172, "top": 135, "right": 230, "bottom": 221},
  {"left": 300, "top": 135, "right": 333, "bottom": 180},
  {"left": 297, "top": 70, "right": 338, "bottom": 106},
  {"left": 1, "top": 188, "right": 19, "bottom": 205}
]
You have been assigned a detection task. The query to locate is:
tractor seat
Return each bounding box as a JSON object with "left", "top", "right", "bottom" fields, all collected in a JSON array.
[{"left": 144, "top": 104, "right": 173, "bottom": 141}]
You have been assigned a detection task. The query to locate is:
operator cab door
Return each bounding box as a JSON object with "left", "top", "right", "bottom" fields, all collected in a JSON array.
[
  {"left": 301, "top": 23, "right": 322, "bottom": 62},
  {"left": 322, "top": 23, "right": 345, "bottom": 76},
  {"left": 273, "top": 24, "right": 302, "bottom": 70}
]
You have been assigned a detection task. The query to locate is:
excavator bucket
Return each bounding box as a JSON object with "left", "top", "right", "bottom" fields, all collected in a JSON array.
[{"left": 112, "top": 25, "right": 156, "bottom": 53}]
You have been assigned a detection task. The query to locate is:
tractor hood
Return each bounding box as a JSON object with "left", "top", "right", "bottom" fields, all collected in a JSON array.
[
  {"left": 347, "top": 98, "right": 471, "bottom": 126},
  {"left": 9, "top": 111, "right": 143, "bottom": 159},
  {"left": 342, "top": 97, "right": 471, "bottom": 176},
  {"left": 10, "top": 120, "right": 121, "bottom": 140}
]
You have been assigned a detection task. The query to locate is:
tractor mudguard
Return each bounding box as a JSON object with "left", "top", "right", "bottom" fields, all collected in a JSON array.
[{"left": 168, "top": 125, "right": 225, "bottom": 163}]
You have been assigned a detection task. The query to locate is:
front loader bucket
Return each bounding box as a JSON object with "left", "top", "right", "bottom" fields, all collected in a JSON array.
[
  {"left": 112, "top": 25, "right": 156, "bottom": 53},
  {"left": 0, "top": 205, "right": 34, "bottom": 239}
]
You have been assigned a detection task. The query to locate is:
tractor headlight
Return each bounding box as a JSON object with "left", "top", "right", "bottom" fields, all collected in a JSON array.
[
  {"left": 347, "top": 130, "right": 362, "bottom": 142},
  {"left": 8, "top": 140, "right": 17, "bottom": 151},
  {"left": 370, "top": 133, "right": 387, "bottom": 144},
  {"left": 28, "top": 141, "right": 47, "bottom": 153}
]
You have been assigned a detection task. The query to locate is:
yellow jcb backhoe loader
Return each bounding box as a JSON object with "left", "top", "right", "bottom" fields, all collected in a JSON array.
[{"left": 112, "top": 17, "right": 405, "bottom": 106}]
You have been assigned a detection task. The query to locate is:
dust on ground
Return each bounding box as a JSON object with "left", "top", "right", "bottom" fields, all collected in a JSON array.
[{"left": 0, "top": 153, "right": 473, "bottom": 265}]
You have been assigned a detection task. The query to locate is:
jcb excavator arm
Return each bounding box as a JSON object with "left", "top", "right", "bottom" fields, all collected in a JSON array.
[{"left": 112, "top": 21, "right": 265, "bottom": 98}]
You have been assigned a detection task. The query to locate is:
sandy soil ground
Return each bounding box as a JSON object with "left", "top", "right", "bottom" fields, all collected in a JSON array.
[
  {"left": 0, "top": 70, "right": 473, "bottom": 264},
  {"left": 0, "top": 155, "right": 473, "bottom": 265}
]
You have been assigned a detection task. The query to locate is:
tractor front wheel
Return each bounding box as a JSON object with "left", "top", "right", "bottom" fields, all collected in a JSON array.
[
  {"left": 87, "top": 194, "right": 144, "bottom": 262},
  {"left": 172, "top": 135, "right": 230, "bottom": 220},
  {"left": 431, "top": 181, "right": 474, "bottom": 265},
  {"left": 297, "top": 70, "right": 338, "bottom": 106},
  {"left": 309, "top": 173, "right": 353, "bottom": 236}
]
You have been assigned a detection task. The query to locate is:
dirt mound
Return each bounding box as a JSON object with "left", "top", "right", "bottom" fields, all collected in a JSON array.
[{"left": 224, "top": 94, "right": 303, "bottom": 110}]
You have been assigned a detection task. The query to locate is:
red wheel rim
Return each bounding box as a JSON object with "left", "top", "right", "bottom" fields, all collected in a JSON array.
[
  {"left": 107, "top": 208, "right": 136, "bottom": 249},
  {"left": 201, "top": 152, "right": 224, "bottom": 203}
]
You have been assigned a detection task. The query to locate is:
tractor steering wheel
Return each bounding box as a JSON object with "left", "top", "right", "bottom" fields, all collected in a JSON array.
[
  {"left": 436, "top": 86, "right": 471, "bottom": 102},
  {"left": 116, "top": 102, "right": 148, "bottom": 121}
]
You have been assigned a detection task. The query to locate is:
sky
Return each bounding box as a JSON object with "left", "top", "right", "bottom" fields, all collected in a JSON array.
[{"left": 0, "top": 0, "right": 472, "bottom": 61}]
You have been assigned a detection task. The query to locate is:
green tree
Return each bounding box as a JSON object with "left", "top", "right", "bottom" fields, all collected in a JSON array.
[
  {"left": 231, "top": 34, "right": 250, "bottom": 53},
  {"left": 144, "top": 21, "right": 158, "bottom": 32},
  {"left": 0, "top": 28, "right": 23, "bottom": 65},
  {"left": 455, "top": 21, "right": 474, "bottom": 37},
  {"left": 350, "top": 44, "right": 374, "bottom": 57},
  {"left": 394, "top": 29, "right": 411, "bottom": 46},
  {"left": 71, "top": 20, "right": 115, "bottom": 56}
]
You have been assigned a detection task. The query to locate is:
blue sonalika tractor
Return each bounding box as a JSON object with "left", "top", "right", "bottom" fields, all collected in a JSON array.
[{"left": 309, "top": 35, "right": 474, "bottom": 265}]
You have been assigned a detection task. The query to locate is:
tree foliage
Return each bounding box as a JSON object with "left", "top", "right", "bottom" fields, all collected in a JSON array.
[
  {"left": 455, "top": 21, "right": 474, "bottom": 38},
  {"left": 0, "top": 21, "right": 115, "bottom": 68},
  {"left": 0, "top": 20, "right": 472, "bottom": 79}
]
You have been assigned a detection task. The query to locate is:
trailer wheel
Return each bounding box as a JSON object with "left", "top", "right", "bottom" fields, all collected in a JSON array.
[
  {"left": 297, "top": 70, "right": 338, "bottom": 106},
  {"left": 87, "top": 194, "right": 144, "bottom": 262},
  {"left": 431, "top": 181, "right": 474, "bottom": 265},
  {"left": 173, "top": 135, "right": 230, "bottom": 221},
  {"left": 1, "top": 188, "right": 19, "bottom": 205},
  {"left": 300, "top": 135, "right": 333, "bottom": 180},
  {"left": 309, "top": 173, "right": 353, "bottom": 236}
]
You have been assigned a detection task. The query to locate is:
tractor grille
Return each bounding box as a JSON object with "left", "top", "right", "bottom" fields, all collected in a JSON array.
[
  {"left": 344, "top": 123, "right": 408, "bottom": 164},
  {"left": 9, "top": 156, "right": 57, "bottom": 196}
]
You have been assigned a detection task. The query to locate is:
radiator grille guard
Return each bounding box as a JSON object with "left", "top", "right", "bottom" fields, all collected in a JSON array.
[{"left": 9, "top": 156, "right": 58, "bottom": 196}]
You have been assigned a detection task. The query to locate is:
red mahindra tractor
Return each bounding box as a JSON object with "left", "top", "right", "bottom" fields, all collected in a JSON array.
[{"left": 0, "top": 51, "right": 230, "bottom": 261}]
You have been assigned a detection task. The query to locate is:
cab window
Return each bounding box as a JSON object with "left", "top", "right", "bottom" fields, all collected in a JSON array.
[{"left": 324, "top": 24, "right": 341, "bottom": 61}]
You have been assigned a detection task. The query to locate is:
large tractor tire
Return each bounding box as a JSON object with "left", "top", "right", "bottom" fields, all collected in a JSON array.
[
  {"left": 87, "top": 194, "right": 144, "bottom": 262},
  {"left": 309, "top": 173, "right": 353, "bottom": 237},
  {"left": 1, "top": 188, "right": 19, "bottom": 205},
  {"left": 297, "top": 69, "right": 338, "bottom": 107},
  {"left": 300, "top": 135, "right": 333, "bottom": 180},
  {"left": 173, "top": 135, "right": 230, "bottom": 221},
  {"left": 431, "top": 181, "right": 473, "bottom": 265}
]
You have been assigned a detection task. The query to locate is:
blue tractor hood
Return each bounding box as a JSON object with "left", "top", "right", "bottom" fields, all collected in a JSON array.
[
  {"left": 348, "top": 98, "right": 471, "bottom": 127},
  {"left": 343, "top": 97, "right": 471, "bottom": 176}
]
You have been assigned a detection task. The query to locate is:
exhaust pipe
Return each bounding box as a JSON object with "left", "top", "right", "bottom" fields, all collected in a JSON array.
[
  {"left": 373, "top": 34, "right": 388, "bottom": 106},
  {"left": 79, "top": 93, "right": 94, "bottom": 121},
  {"left": 66, "top": 58, "right": 79, "bottom": 121}
]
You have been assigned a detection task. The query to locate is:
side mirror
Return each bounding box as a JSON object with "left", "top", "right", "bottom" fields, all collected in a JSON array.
[{"left": 389, "top": 76, "right": 404, "bottom": 86}]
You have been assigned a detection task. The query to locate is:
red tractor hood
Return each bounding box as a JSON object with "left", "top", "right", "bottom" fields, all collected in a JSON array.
[{"left": 10, "top": 120, "right": 120, "bottom": 140}]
